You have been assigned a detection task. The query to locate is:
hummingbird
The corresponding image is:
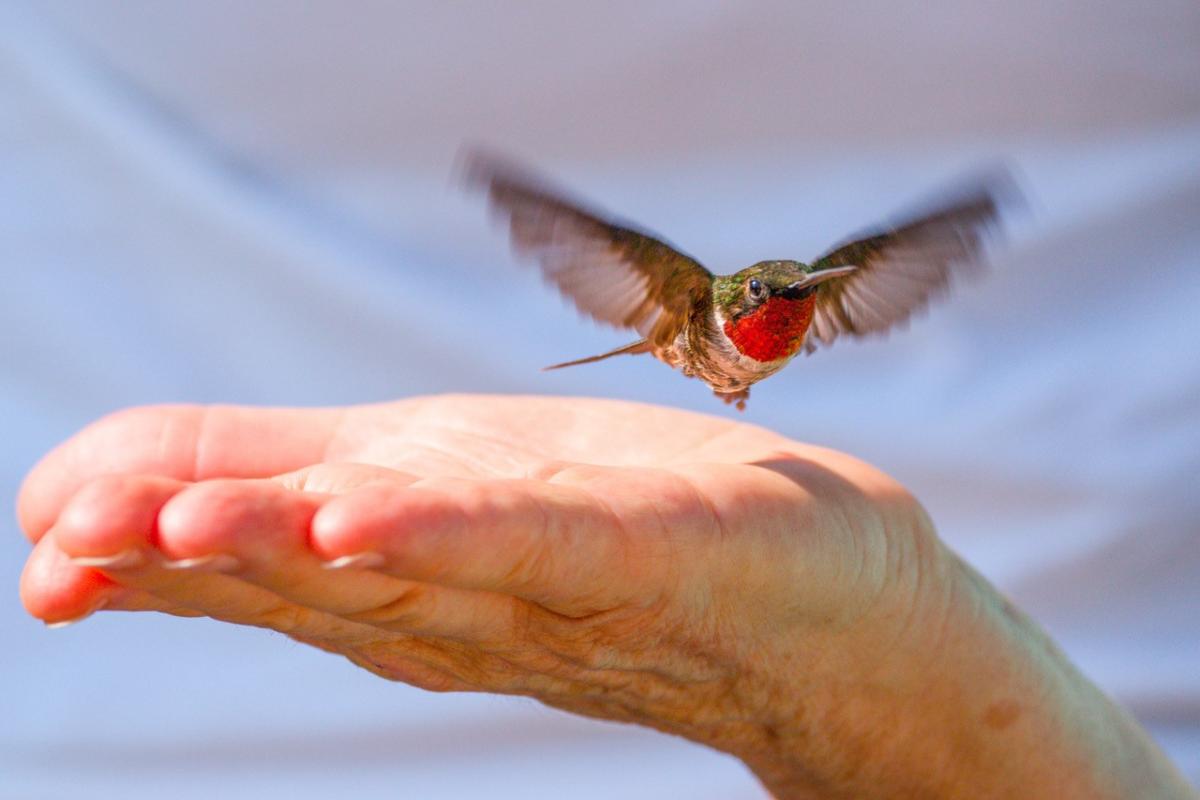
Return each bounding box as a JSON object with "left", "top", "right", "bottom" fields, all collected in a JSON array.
[{"left": 467, "top": 152, "right": 1010, "bottom": 410}]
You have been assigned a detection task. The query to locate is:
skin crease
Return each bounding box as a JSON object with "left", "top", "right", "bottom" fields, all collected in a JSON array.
[{"left": 16, "top": 396, "right": 1195, "bottom": 799}]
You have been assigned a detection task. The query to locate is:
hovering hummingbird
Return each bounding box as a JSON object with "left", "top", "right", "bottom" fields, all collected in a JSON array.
[{"left": 467, "top": 152, "right": 1010, "bottom": 410}]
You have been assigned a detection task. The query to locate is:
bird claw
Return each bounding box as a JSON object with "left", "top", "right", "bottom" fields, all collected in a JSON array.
[{"left": 716, "top": 389, "right": 750, "bottom": 411}]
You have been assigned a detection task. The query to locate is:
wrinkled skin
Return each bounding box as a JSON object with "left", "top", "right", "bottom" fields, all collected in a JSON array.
[{"left": 17, "top": 396, "right": 1192, "bottom": 799}]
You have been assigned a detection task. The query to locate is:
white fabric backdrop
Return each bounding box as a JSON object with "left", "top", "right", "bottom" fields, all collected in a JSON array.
[{"left": 2, "top": 2, "right": 1198, "bottom": 796}]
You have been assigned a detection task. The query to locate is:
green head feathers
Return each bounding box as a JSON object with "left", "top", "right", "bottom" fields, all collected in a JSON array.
[{"left": 713, "top": 260, "right": 811, "bottom": 318}]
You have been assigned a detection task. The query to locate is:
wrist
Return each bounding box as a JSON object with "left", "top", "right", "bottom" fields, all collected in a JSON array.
[{"left": 731, "top": 541, "right": 1193, "bottom": 799}]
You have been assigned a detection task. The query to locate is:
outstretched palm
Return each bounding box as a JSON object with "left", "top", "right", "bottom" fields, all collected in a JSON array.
[{"left": 20, "top": 395, "right": 938, "bottom": 776}]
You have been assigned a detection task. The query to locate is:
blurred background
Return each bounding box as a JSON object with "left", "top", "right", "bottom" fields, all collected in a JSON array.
[{"left": 2, "top": 1, "right": 1198, "bottom": 797}]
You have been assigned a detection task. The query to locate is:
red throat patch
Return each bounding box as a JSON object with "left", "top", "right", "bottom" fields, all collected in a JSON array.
[{"left": 723, "top": 295, "right": 816, "bottom": 363}]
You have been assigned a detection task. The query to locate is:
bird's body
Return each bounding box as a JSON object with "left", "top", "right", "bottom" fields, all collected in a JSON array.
[
  {"left": 467, "top": 153, "right": 1010, "bottom": 409},
  {"left": 630, "top": 265, "right": 823, "bottom": 407}
]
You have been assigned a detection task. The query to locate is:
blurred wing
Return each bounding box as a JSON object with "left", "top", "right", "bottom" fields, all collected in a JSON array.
[
  {"left": 466, "top": 152, "right": 713, "bottom": 348},
  {"left": 804, "top": 176, "right": 1011, "bottom": 352}
]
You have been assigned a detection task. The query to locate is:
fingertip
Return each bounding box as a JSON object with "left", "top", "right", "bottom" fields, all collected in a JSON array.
[
  {"left": 157, "top": 480, "right": 257, "bottom": 557},
  {"left": 16, "top": 455, "right": 58, "bottom": 544},
  {"left": 310, "top": 483, "right": 460, "bottom": 560},
  {"left": 156, "top": 479, "right": 322, "bottom": 560},
  {"left": 16, "top": 405, "right": 204, "bottom": 544},
  {"left": 308, "top": 485, "right": 387, "bottom": 558},
  {"left": 53, "top": 475, "right": 185, "bottom": 559},
  {"left": 20, "top": 535, "right": 117, "bottom": 624},
  {"left": 17, "top": 402, "right": 342, "bottom": 546}
]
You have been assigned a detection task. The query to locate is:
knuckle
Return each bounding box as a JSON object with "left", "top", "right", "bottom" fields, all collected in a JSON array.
[
  {"left": 347, "top": 645, "right": 461, "bottom": 691},
  {"left": 509, "top": 600, "right": 539, "bottom": 644},
  {"left": 499, "top": 537, "right": 555, "bottom": 592},
  {"left": 521, "top": 610, "right": 625, "bottom": 671},
  {"left": 254, "top": 602, "right": 314, "bottom": 634},
  {"left": 553, "top": 629, "right": 623, "bottom": 670},
  {"left": 342, "top": 584, "right": 431, "bottom": 630}
]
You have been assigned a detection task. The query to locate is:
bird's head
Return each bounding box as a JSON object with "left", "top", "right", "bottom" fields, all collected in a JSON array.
[
  {"left": 713, "top": 261, "right": 852, "bottom": 363},
  {"left": 714, "top": 261, "right": 817, "bottom": 320}
]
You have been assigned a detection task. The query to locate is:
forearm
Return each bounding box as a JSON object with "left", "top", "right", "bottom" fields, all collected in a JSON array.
[
  {"left": 934, "top": 557, "right": 1194, "bottom": 799},
  {"left": 734, "top": 551, "right": 1195, "bottom": 799}
]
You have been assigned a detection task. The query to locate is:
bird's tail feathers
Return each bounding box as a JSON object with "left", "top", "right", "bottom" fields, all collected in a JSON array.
[{"left": 542, "top": 339, "right": 652, "bottom": 371}]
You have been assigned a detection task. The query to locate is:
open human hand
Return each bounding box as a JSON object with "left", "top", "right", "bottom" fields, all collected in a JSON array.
[{"left": 17, "top": 395, "right": 1189, "bottom": 799}]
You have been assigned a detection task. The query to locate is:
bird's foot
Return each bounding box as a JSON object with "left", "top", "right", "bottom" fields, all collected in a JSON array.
[{"left": 715, "top": 388, "right": 749, "bottom": 412}]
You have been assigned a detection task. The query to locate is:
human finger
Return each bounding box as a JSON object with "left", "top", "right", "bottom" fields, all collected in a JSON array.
[
  {"left": 153, "top": 477, "right": 525, "bottom": 643},
  {"left": 18, "top": 404, "right": 344, "bottom": 543},
  {"left": 20, "top": 531, "right": 202, "bottom": 625},
  {"left": 310, "top": 467, "right": 703, "bottom": 614}
]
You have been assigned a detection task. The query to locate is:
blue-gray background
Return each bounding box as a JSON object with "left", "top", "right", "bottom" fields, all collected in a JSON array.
[{"left": 3, "top": 2, "right": 1198, "bottom": 796}]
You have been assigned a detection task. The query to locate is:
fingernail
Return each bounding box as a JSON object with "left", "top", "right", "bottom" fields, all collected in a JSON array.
[
  {"left": 161, "top": 554, "right": 243, "bottom": 573},
  {"left": 322, "top": 552, "right": 385, "bottom": 570},
  {"left": 72, "top": 549, "right": 145, "bottom": 570},
  {"left": 46, "top": 598, "right": 109, "bottom": 629}
]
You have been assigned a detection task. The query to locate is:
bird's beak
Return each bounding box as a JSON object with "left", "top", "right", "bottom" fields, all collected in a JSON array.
[{"left": 779, "top": 265, "right": 858, "bottom": 298}]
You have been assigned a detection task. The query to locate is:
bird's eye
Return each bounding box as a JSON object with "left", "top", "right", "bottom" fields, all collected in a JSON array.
[{"left": 748, "top": 278, "right": 766, "bottom": 300}]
